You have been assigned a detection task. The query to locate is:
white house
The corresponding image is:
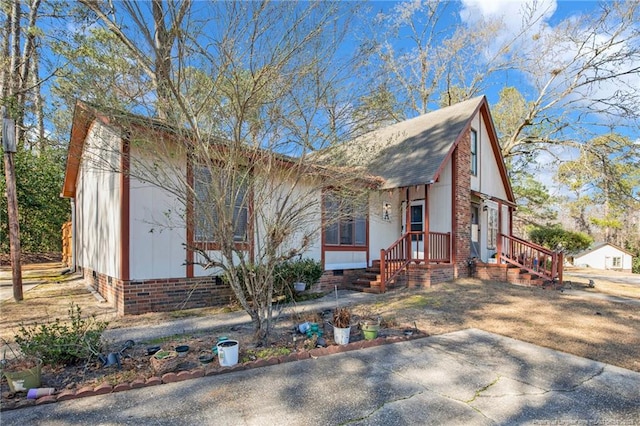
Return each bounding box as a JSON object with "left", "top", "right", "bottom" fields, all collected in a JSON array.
[
  {"left": 62, "top": 96, "right": 553, "bottom": 315},
  {"left": 572, "top": 242, "right": 634, "bottom": 272}
]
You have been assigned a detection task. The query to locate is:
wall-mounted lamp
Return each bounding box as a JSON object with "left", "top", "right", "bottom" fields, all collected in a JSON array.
[
  {"left": 482, "top": 205, "right": 488, "bottom": 212},
  {"left": 382, "top": 202, "right": 392, "bottom": 222}
]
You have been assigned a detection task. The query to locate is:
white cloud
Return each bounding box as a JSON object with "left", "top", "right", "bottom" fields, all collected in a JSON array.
[
  {"left": 458, "top": 0, "right": 559, "bottom": 73},
  {"left": 460, "top": 0, "right": 557, "bottom": 39}
]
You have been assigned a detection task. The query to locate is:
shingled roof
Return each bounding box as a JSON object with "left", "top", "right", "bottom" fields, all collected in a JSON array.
[{"left": 318, "top": 96, "right": 487, "bottom": 189}]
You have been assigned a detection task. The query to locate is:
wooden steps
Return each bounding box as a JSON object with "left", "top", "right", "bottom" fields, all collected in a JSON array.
[
  {"left": 346, "top": 262, "right": 403, "bottom": 294},
  {"left": 506, "top": 266, "right": 546, "bottom": 287}
]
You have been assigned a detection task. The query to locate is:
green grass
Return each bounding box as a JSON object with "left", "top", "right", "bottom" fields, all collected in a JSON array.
[
  {"left": 240, "top": 347, "right": 292, "bottom": 363},
  {"left": 402, "top": 294, "right": 439, "bottom": 308},
  {"left": 143, "top": 334, "right": 197, "bottom": 345}
]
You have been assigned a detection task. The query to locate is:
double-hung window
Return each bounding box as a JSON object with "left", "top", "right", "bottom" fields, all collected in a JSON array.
[
  {"left": 324, "top": 192, "right": 367, "bottom": 247},
  {"left": 470, "top": 129, "right": 478, "bottom": 176},
  {"left": 193, "top": 165, "right": 249, "bottom": 244}
]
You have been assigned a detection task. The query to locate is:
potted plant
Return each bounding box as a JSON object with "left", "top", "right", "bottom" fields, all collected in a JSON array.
[
  {"left": 275, "top": 258, "right": 324, "bottom": 296},
  {"left": 360, "top": 317, "right": 381, "bottom": 340},
  {"left": 332, "top": 308, "right": 351, "bottom": 345},
  {"left": 150, "top": 350, "right": 179, "bottom": 375}
]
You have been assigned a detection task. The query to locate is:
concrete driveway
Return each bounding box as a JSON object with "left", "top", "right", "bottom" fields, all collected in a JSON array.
[{"left": 2, "top": 329, "right": 638, "bottom": 425}]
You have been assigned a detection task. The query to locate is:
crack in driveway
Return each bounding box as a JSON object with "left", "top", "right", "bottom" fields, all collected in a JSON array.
[{"left": 340, "top": 389, "right": 426, "bottom": 425}]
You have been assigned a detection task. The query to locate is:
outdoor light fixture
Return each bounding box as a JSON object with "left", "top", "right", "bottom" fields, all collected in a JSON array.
[{"left": 382, "top": 202, "right": 392, "bottom": 221}]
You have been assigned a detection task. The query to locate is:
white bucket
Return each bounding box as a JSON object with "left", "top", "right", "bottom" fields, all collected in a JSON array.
[
  {"left": 217, "top": 340, "right": 239, "bottom": 367},
  {"left": 333, "top": 326, "right": 351, "bottom": 345}
]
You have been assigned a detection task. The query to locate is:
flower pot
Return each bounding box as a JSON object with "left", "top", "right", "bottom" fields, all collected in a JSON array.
[
  {"left": 2, "top": 358, "right": 42, "bottom": 392},
  {"left": 198, "top": 354, "right": 214, "bottom": 364},
  {"left": 146, "top": 345, "right": 161, "bottom": 356},
  {"left": 361, "top": 323, "right": 380, "bottom": 340},
  {"left": 175, "top": 345, "right": 190, "bottom": 357},
  {"left": 294, "top": 282, "right": 306, "bottom": 292},
  {"left": 150, "top": 350, "right": 179, "bottom": 375},
  {"left": 333, "top": 326, "right": 351, "bottom": 345},
  {"left": 217, "top": 340, "right": 239, "bottom": 367}
]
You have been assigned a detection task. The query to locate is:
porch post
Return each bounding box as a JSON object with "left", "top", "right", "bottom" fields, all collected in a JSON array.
[
  {"left": 557, "top": 252, "right": 564, "bottom": 285},
  {"left": 379, "top": 248, "right": 386, "bottom": 293},
  {"left": 497, "top": 200, "right": 503, "bottom": 263},
  {"left": 424, "top": 183, "right": 430, "bottom": 262},
  {"left": 405, "top": 187, "right": 411, "bottom": 261}
]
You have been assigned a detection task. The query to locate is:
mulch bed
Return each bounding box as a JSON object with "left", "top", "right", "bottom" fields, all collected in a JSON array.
[
  {"left": 0, "top": 313, "right": 416, "bottom": 410},
  {"left": 1, "top": 317, "right": 419, "bottom": 411}
]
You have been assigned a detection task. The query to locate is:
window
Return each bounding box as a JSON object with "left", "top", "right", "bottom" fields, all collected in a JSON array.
[
  {"left": 470, "top": 129, "right": 478, "bottom": 176},
  {"left": 487, "top": 206, "right": 497, "bottom": 250},
  {"left": 324, "top": 192, "right": 367, "bottom": 246},
  {"left": 612, "top": 257, "right": 622, "bottom": 268},
  {"left": 193, "top": 166, "right": 248, "bottom": 243}
]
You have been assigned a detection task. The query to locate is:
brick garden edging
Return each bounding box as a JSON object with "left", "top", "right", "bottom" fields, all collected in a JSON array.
[{"left": 3, "top": 333, "right": 427, "bottom": 411}]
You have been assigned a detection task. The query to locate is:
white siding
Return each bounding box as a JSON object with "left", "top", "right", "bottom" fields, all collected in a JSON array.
[
  {"left": 128, "top": 146, "right": 187, "bottom": 280},
  {"left": 75, "top": 121, "right": 122, "bottom": 278},
  {"left": 368, "top": 190, "right": 401, "bottom": 265},
  {"left": 257, "top": 177, "right": 323, "bottom": 264},
  {"left": 469, "top": 112, "right": 507, "bottom": 200},
  {"left": 324, "top": 251, "right": 367, "bottom": 270},
  {"left": 191, "top": 172, "right": 324, "bottom": 277},
  {"left": 574, "top": 245, "right": 633, "bottom": 271},
  {"left": 429, "top": 161, "right": 453, "bottom": 233}
]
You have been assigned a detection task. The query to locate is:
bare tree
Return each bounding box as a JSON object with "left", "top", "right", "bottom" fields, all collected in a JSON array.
[
  {"left": 499, "top": 2, "right": 640, "bottom": 163},
  {"left": 76, "top": 1, "right": 374, "bottom": 342},
  {"left": 1, "top": 0, "right": 42, "bottom": 146},
  {"left": 368, "top": 1, "right": 640, "bottom": 164}
]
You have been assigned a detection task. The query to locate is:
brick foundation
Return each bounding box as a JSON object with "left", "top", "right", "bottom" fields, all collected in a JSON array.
[
  {"left": 474, "top": 262, "right": 509, "bottom": 282},
  {"left": 81, "top": 267, "right": 235, "bottom": 315},
  {"left": 312, "top": 269, "right": 361, "bottom": 293},
  {"left": 396, "top": 263, "right": 455, "bottom": 288}
]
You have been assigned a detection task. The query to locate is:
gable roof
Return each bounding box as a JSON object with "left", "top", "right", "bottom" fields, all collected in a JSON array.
[
  {"left": 61, "top": 101, "right": 178, "bottom": 198},
  {"left": 62, "top": 101, "right": 383, "bottom": 199},
  {"left": 574, "top": 242, "right": 635, "bottom": 258},
  {"left": 315, "top": 96, "right": 514, "bottom": 201}
]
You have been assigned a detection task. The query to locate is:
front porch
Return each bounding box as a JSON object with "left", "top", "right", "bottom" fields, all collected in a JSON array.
[{"left": 344, "top": 231, "right": 564, "bottom": 293}]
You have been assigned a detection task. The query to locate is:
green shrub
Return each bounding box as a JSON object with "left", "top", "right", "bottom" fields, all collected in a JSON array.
[
  {"left": 528, "top": 225, "right": 592, "bottom": 252},
  {"left": 223, "top": 259, "right": 324, "bottom": 302},
  {"left": 275, "top": 258, "right": 323, "bottom": 296},
  {"left": 14, "top": 303, "right": 108, "bottom": 366}
]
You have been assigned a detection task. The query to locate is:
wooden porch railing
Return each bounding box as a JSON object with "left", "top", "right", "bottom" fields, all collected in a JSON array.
[
  {"left": 379, "top": 231, "right": 451, "bottom": 292},
  {"left": 498, "top": 234, "right": 563, "bottom": 283}
]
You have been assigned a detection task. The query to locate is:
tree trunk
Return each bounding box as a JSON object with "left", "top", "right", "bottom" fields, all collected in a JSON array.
[
  {"left": 15, "top": 0, "right": 41, "bottom": 147},
  {"left": 9, "top": 0, "right": 20, "bottom": 100},
  {"left": 151, "top": 0, "right": 173, "bottom": 121},
  {"left": 30, "top": 49, "right": 45, "bottom": 148},
  {"left": 0, "top": 0, "right": 11, "bottom": 101}
]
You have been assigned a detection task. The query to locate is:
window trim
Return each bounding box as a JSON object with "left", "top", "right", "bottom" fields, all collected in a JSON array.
[
  {"left": 322, "top": 191, "right": 368, "bottom": 249},
  {"left": 188, "top": 162, "right": 252, "bottom": 251},
  {"left": 470, "top": 129, "right": 478, "bottom": 176}
]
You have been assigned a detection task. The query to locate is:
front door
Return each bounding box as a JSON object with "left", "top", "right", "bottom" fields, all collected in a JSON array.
[
  {"left": 470, "top": 204, "right": 480, "bottom": 259},
  {"left": 402, "top": 200, "right": 425, "bottom": 260}
]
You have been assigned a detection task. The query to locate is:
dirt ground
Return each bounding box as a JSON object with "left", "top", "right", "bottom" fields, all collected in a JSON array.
[{"left": 1, "top": 262, "right": 638, "bottom": 410}]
